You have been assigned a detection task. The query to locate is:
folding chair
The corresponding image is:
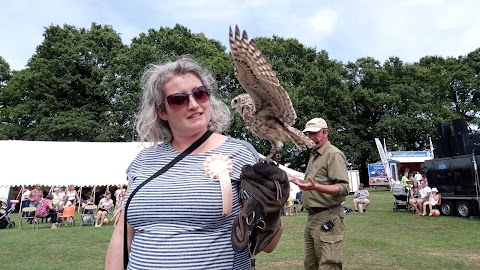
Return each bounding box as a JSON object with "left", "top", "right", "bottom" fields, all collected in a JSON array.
[
  {"left": 20, "top": 207, "right": 38, "bottom": 229},
  {"left": 81, "top": 205, "right": 97, "bottom": 226},
  {"left": 58, "top": 206, "right": 76, "bottom": 226}
]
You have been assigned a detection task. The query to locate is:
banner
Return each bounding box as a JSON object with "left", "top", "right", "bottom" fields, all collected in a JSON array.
[
  {"left": 375, "top": 138, "right": 392, "bottom": 178},
  {"left": 368, "top": 163, "right": 389, "bottom": 186}
]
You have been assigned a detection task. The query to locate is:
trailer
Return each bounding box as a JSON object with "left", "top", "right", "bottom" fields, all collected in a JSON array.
[{"left": 425, "top": 154, "right": 480, "bottom": 217}]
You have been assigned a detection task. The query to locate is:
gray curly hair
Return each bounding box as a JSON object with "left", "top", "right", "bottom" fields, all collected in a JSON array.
[{"left": 134, "top": 56, "right": 231, "bottom": 145}]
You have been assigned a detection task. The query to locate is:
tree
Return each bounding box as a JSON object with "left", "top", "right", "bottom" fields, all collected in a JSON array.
[
  {"left": 104, "top": 24, "right": 234, "bottom": 141},
  {"left": 0, "top": 56, "right": 12, "bottom": 87},
  {"left": 0, "top": 23, "right": 126, "bottom": 141}
]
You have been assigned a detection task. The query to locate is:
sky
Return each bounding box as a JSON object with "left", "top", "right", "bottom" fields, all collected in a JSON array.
[{"left": 1, "top": 0, "right": 480, "bottom": 71}]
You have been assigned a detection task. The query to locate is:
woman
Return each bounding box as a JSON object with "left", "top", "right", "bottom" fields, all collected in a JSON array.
[
  {"left": 114, "top": 185, "right": 125, "bottom": 205},
  {"left": 43, "top": 194, "right": 59, "bottom": 229},
  {"left": 95, "top": 191, "right": 113, "bottom": 227},
  {"left": 105, "top": 57, "right": 281, "bottom": 269},
  {"left": 65, "top": 185, "right": 80, "bottom": 206},
  {"left": 19, "top": 187, "right": 31, "bottom": 217},
  {"left": 52, "top": 187, "right": 60, "bottom": 207},
  {"left": 409, "top": 180, "right": 421, "bottom": 214},
  {"left": 58, "top": 195, "right": 72, "bottom": 224},
  {"left": 112, "top": 191, "right": 125, "bottom": 226},
  {"left": 81, "top": 195, "right": 95, "bottom": 214}
]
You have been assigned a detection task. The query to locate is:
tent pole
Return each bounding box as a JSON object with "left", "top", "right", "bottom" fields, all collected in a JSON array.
[
  {"left": 77, "top": 186, "right": 83, "bottom": 213},
  {"left": 19, "top": 186, "right": 25, "bottom": 215},
  {"left": 93, "top": 186, "right": 96, "bottom": 206}
]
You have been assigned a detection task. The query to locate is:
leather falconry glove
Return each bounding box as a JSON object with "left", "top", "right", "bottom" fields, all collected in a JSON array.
[{"left": 231, "top": 162, "right": 290, "bottom": 269}]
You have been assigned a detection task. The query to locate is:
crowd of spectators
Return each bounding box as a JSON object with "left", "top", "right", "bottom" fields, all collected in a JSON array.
[{"left": 15, "top": 184, "right": 127, "bottom": 229}]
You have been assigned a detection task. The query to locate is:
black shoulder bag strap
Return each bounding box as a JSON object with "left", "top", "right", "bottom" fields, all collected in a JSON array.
[{"left": 123, "top": 130, "right": 213, "bottom": 269}]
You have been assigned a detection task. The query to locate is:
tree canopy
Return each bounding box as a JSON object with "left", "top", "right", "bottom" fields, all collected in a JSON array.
[{"left": 1, "top": 23, "right": 479, "bottom": 182}]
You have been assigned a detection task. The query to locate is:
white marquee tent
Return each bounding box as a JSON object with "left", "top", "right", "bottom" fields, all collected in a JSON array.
[
  {"left": 0, "top": 140, "right": 146, "bottom": 188},
  {"left": 0, "top": 140, "right": 306, "bottom": 193},
  {"left": 0, "top": 140, "right": 357, "bottom": 201}
]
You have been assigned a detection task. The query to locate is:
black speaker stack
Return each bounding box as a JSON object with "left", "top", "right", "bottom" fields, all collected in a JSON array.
[{"left": 436, "top": 119, "right": 480, "bottom": 157}]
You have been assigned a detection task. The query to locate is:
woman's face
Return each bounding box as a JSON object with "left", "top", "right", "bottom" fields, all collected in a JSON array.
[{"left": 157, "top": 73, "right": 211, "bottom": 138}]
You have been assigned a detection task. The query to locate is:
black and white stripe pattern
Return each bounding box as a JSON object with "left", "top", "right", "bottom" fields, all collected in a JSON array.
[{"left": 125, "top": 137, "right": 258, "bottom": 270}]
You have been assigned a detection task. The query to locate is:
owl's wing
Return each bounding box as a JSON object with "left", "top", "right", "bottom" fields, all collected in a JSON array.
[{"left": 229, "top": 25, "right": 296, "bottom": 126}]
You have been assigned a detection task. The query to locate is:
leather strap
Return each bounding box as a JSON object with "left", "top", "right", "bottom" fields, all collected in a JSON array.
[{"left": 123, "top": 130, "right": 213, "bottom": 269}]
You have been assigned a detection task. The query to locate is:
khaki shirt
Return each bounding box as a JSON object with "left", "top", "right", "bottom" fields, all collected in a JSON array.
[{"left": 302, "top": 141, "right": 350, "bottom": 209}]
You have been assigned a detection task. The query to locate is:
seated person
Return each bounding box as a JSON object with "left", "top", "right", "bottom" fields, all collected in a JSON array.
[
  {"left": 58, "top": 195, "right": 72, "bottom": 212},
  {"left": 57, "top": 195, "right": 72, "bottom": 224},
  {"left": 95, "top": 191, "right": 113, "bottom": 227},
  {"left": 416, "top": 180, "right": 431, "bottom": 214},
  {"left": 409, "top": 181, "right": 421, "bottom": 214},
  {"left": 52, "top": 188, "right": 60, "bottom": 207},
  {"left": 42, "top": 194, "right": 59, "bottom": 229},
  {"left": 111, "top": 191, "right": 125, "bottom": 226},
  {"left": 353, "top": 183, "right": 370, "bottom": 212},
  {"left": 294, "top": 190, "right": 304, "bottom": 212},
  {"left": 284, "top": 195, "right": 294, "bottom": 216},
  {"left": 81, "top": 195, "right": 95, "bottom": 214},
  {"left": 422, "top": 187, "right": 440, "bottom": 216}
]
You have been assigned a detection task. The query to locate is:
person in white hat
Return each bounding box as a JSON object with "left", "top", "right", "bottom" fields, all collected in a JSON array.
[
  {"left": 422, "top": 187, "right": 441, "bottom": 216},
  {"left": 288, "top": 117, "right": 350, "bottom": 270}
]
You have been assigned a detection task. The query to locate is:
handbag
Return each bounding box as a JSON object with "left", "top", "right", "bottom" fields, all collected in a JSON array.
[{"left": 123, "top": 130, "right": 213, "bottom": 269}]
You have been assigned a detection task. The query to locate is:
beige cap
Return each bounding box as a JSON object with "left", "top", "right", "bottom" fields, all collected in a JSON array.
[{"left": 303, "top": 118, "right": 328, "bottom": 133}]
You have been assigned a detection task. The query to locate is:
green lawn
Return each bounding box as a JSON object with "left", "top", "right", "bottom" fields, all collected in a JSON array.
[{"left": 1, "top": 190, "right": 479, "bottom": 270}]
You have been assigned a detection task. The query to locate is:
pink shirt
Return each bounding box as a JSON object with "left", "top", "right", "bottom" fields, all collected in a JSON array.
[{"left": 29, "top": 189, "right": 43, "bottom": 204}]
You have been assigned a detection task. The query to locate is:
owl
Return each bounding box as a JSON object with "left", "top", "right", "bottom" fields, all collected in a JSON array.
[{"left": 229, "top": 25, "right": 314, "bottom": 162}]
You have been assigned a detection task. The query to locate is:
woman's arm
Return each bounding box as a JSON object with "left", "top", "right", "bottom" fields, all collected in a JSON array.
[
  {"left": 48, "top": 200, "right": 54, "bottom": 210},
  {"left": 241, "top": 198, "right": 283, "bottom": 253},
  {"left": 105, "top": 210, "right": 135, "bottom": 270}
]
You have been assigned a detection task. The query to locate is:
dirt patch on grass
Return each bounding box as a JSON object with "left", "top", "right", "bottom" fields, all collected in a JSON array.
[
  {"left": 425, "top": 251, "right": 480, "bottom": 263},
  {"left": 465, "top": 253, "right": 480, "bottom": 262}
]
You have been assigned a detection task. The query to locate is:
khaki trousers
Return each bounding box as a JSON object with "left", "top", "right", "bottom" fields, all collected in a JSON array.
[{"left": 304, "top": 205, "right": 345, "bottom": 270}]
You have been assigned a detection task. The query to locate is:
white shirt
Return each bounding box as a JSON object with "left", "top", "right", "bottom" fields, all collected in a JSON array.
[
  {"left": 419, "top": 186, "right": 432, "bottom": 200},
  {"left": 99, "top": 198, "right": 113, "bottom": 210},
  {"left": 22, "top": 190, "right": 31, "bottom": 200},
  {"left": 414, "top": 173, "right": 423, "bottom": 181}
]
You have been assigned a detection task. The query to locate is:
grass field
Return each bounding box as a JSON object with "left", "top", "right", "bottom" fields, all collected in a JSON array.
[{"left": 1, "top": 190, "right": 479, "bottom": 270}]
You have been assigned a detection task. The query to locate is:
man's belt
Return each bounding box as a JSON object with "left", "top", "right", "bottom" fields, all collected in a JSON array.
[{"left": 306, "top": 204, "right": 341, "bottom": 215}]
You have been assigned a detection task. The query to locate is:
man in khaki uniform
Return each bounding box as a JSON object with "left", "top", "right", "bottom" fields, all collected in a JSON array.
[{"left": 288, "top": 118, "right": 350, "bottom": 270}]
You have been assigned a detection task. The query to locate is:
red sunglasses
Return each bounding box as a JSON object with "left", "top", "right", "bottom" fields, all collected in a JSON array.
[{"left": 165, "top": 85, "right": 211, "bottom": 110}]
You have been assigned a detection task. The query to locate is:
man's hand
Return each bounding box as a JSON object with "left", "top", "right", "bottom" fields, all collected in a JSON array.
[
  {"left": 295, "top": 176, "right": 317, "bottom": 191},
  {"left": 287, "top": 173, "right": 301, "bottom": 186},
  {"left": 288, "top": 174, "right": 317, "bottom": 191}
]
